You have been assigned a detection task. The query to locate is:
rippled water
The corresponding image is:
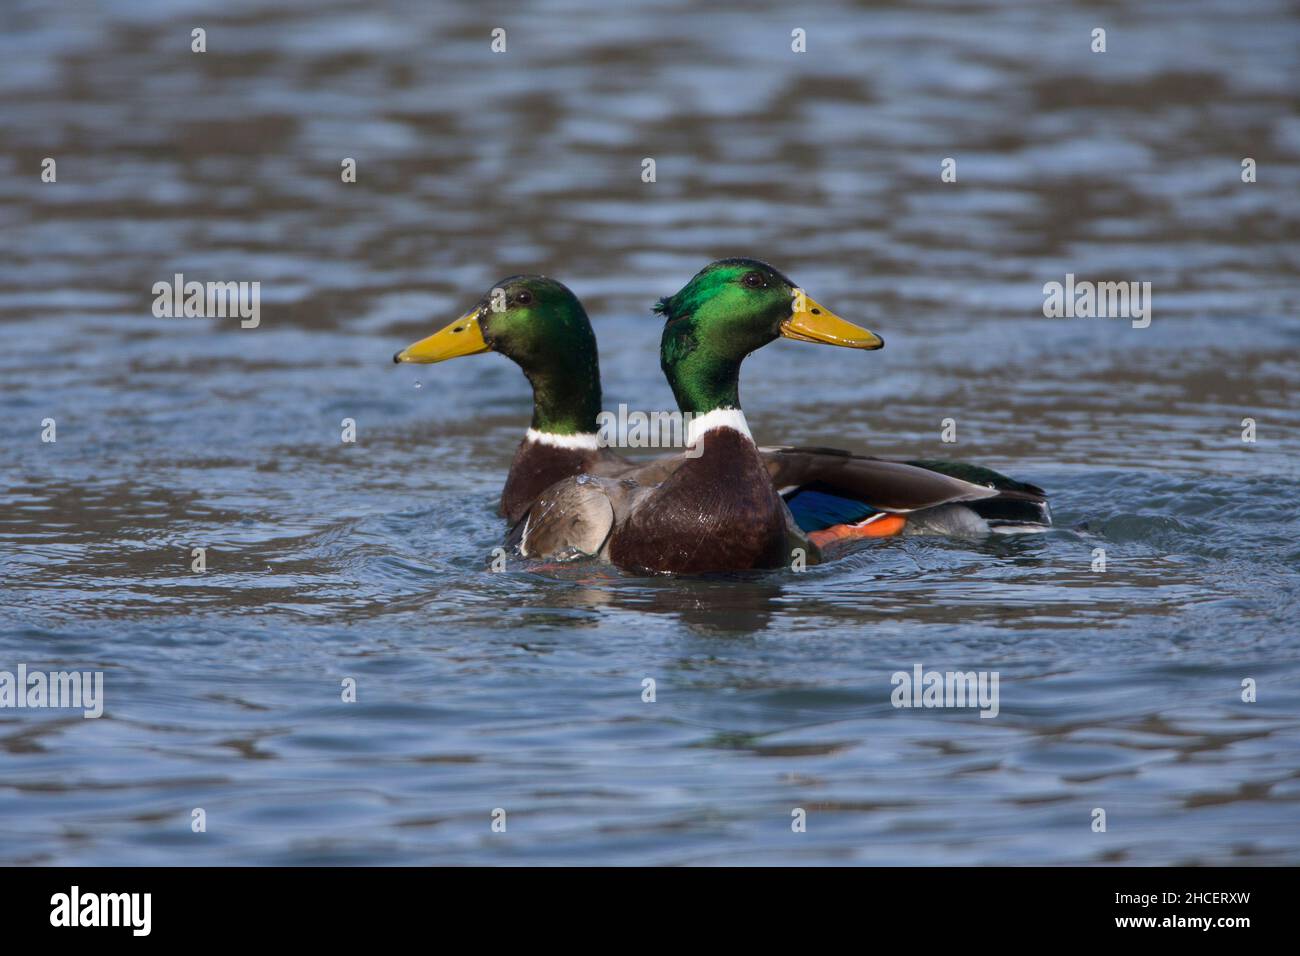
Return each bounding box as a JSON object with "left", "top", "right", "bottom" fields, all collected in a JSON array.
[{"left": 2, "top": 0, "right": 1299, "bottom": 865}]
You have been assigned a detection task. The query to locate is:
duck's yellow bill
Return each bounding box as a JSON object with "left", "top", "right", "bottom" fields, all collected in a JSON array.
[
  {"left": 393, "top": 312, "right": 490, "bottom": 364},
  {"left": 780, "top": 294, "right": 883, "bottom": 350}
]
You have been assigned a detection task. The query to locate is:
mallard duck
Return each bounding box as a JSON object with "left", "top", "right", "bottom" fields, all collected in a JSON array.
[
  {"left": 394, "top": 275, "right": 625, "bottom": 523},
  {"left": 395, "top": 262, "right": 1049, "bottom": 573}
]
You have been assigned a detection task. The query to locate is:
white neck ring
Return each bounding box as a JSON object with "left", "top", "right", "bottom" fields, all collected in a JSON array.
[
  {"left": 686, "top": 407, "right": 752, "bottom": 447},
  {"left": 525, "top": 428, "right": 601, "bottom": 451}
]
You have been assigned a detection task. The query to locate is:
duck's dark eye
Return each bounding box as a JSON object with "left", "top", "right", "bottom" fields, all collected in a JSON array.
[
  {"left": 742, "top": 272, "right": 765, "bottom": 289},
  {"left": 515, "top": 290, "right": 533, "bottom": 305}
]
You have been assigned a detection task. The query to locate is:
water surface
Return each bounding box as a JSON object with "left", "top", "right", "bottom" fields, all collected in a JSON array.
[{"left": 2, "top": 0, "right": 1299, "bottom": 865}]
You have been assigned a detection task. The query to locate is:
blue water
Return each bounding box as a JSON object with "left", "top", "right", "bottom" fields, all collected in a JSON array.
[{"left": 1, "top": 0, "right": 1299, "bottom": 864}]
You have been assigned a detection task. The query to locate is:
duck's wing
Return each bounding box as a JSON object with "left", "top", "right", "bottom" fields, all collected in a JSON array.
[
  {"left": 899, "top": 458, "right": 1050, "bottom": 526},
  {"left": 760, "top": 446, "right": 1051, "bottom": 531},
  {"left": 900, "top": 459, "right": 1045, "bottom": 497},
  {"left": 508, "top": 477, "right": 616, "bottom": 561},
  {"left": 760, "top": 446, "right": 1001, "bottom": 513}
]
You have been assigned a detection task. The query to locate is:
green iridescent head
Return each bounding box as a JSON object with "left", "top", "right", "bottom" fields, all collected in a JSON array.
[
  {"left": 654, "top": 258, "right": 883, "bottom": 414},
  {"left": 395, "top": 275, "right": 602, "bottom": 434}
]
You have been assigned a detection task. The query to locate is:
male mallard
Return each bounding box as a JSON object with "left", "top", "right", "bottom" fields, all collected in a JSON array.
[
  {"left": 395, "top": 262, "right": 1048, "bottom": 573},
  {"left": 394, "top": 275, "right": 624, "bottom": 523}
]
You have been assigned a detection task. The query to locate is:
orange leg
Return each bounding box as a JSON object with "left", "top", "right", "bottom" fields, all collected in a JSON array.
[{"left": 808, "top": 513, "right": 906, "bottom": 548}]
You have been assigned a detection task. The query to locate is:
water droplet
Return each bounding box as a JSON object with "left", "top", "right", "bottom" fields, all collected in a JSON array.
[{"left": 413, "top": 380, "right": 423, "bottom": 390}]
